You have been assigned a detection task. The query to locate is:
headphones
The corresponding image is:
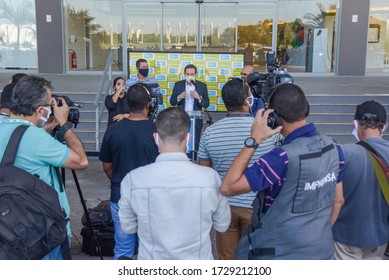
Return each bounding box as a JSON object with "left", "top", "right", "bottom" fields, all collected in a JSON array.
[{"left": 266, "top": 84, "right": 310, "bottom": 129}]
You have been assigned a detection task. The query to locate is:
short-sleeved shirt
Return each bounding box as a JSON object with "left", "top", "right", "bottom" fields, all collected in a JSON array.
[
  {"left": 333, "top": 138, "right": 389, "bottom": 248},
  {"left": 244, "top": 123, "right": 344, "bottom": 213},
  {"left": 0, "top": 118, "right": 71, "bottom": 235},
  {"left": 99, "top": 118, "right": 159, "bottom": 203},
  {"left": 198, "top": 113, "right": 281, "bottom": 208},
  {"left": 126, "top": 76, "right": 163, "bottom": 105}
]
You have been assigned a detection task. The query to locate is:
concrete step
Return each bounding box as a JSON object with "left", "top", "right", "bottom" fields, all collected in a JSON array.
[{"left": 61, "top": 90, "right": 389, "bottom": 151}]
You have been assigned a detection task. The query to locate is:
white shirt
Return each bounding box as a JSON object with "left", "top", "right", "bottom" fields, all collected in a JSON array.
[
  {"left": 118, "top": 152, "right": 231, "bottom": 260},
  {"left": 184, "top": 82, "right": 195, "bottom": 112}
]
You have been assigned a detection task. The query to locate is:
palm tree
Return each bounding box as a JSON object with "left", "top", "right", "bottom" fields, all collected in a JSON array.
[
  {"left": 0, "top": 0, "right": 35, "bottom": 52},
  {"left": 303, "top": 3, "right": 337, "bottom": 28}
]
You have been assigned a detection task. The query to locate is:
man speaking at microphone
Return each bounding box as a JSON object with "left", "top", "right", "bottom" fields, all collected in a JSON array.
[{"left": 170, "top": 64, "right": 209, "bottom": 153}]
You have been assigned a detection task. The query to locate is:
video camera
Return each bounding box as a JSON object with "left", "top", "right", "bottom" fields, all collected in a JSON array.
[
  {"left": 246, "top": 51, "right": 293, "bottom": 102},
  {"left": 52, "top": 95, "right": 81, "bottom": 128},
  {"left": 246, "top": 51, "right": 293, "bottom": 129},
  {"left": 146, "top": 83, "right": 162, "bottom": 122}
]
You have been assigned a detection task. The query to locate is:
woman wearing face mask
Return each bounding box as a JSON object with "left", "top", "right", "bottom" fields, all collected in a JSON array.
[{"left": 105, "top": 77, "right": 129, "bottom": 126}]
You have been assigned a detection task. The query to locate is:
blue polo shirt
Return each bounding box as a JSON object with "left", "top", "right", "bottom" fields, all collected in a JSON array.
[{"left": 244, "top": 123, "right": 344, "bottom": 213}]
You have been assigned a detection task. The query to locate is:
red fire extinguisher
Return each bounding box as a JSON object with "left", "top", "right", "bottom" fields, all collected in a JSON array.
[{"left": 71, "top": 50, "right": 77, "bottom": 69}]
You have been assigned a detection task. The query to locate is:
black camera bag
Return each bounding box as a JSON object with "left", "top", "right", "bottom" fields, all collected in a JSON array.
[
  {"left": 80, "top": 226, "right": 115, "bottom": 256},
  {"left": 0, "top": 125, "right": 69, "bottom": 260},
  {"left": 80, "top": 200, "right": 114, "bottom": 256},
  {"left": 81, "top": 200, "right": 112, "bottom": 227}
]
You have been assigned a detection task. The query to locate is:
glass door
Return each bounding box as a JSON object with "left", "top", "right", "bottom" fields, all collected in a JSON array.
[{"left": 236, "top": 2, "right": 276, "bottom": 71}]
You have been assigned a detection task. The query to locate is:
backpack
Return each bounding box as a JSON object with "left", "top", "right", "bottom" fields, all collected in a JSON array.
[{"left": 0, "top": 125, "right": 70, "bottom": 260}]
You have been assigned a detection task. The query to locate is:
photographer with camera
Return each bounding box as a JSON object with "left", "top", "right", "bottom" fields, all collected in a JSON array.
[
  {"left": 0, "top": 75, "right": 88, "bottom": 259},
  {"left": 220, "top": 83, "right": 344, "bottom": 260},
  {"left": 99, "top": 83, "right": 159, "bottom": 260}
]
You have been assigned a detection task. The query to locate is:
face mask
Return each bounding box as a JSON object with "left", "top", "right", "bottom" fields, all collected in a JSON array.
[
  {"left": 139, "top": 68, "right": 149, "bottom": 77},
  {"left": 185, "top": 133, "right": 190, "bottom": 153},
  {"left": 381, "top": 124, "right": 388, "bottom": 137},
  {"left": 352, "top": 120, "right": 360, "bottom": 142},
  {"left": 38, "top": 106, "right": 52, "bottom": 127},
  {"left": 245, "top": 95, "right": 254, "bottom": 108},
  {"left": 185, "top": 76, "right": 195, "bottom": 84}
]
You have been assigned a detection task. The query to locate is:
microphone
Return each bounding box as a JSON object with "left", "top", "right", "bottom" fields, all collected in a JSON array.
[{"left": 190, "top": 79, "right": 197, "bottom": 86}]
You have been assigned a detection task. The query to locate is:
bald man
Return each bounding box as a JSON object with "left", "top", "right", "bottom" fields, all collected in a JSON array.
[
  {"left": 240, "top": 65, "right": 264, "bottom": 116},
  {"left": 241, "top": 65, "right": 254, "bottom": 82}
]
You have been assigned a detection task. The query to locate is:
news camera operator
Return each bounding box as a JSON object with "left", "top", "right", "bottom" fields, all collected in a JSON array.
[
  {"left": 0, "top": 75, "right": 88, "bottom": 260},
  {"left": 99, "top": 83, "right": 159, "bottom": 260},
  {"left": 220, "top": 83, "right": 344, "bottom": 260}
]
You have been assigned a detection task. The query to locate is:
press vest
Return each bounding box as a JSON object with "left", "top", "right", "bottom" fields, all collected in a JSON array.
[{"left": 237, "top": 133, "right": 339, "bottom": 260}]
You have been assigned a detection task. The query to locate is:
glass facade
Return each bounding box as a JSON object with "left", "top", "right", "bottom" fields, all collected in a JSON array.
[
  {"left": 64, "top": 0, "right": 123, "bottom": 71},
  {"left": 0, "top": 1, "right": 385, "bottom": 75},
  {"left": 277, "top": 0, "right": 338, "bottom": 73},
  {"left": 236, "top": 3, "right": 275, "bottom": 72},
  {"left": 367, "top": 0, "right": 389, "bottom": 72},
  {"left": 0, "top": 0, "right": 37, "bottom": 69}
]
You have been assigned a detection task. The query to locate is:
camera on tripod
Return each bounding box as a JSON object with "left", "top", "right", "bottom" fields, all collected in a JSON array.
[
  {"left": 246, "top": 51, "right": 294, "bottom": 128},
  {"left": 52, "top": 95, "right": 81, "bottom": 128}
]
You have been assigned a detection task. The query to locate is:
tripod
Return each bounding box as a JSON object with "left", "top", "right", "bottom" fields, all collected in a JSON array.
[{"left": 59, "top": 167, "right": 104, "bottom": 260}]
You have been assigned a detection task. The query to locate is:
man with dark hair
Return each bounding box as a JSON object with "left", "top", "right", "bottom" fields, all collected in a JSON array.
[
  {"left": 220, "top": 83, "right": 344, "bottom": 260},
  {"left": 333, "top": 100, "right": 389, "bottom": 260},
  {"left": 170, "top": 64, "right": 210, "bottom": 152},
  {"left": 126, "top": 58, "right": 162, "bottom": 106},
  {"left": 0, "top": 75, "right": 88, "bottom": 259},
  {"left": 0, "top": 84, "right": 13, "bottom": 122},
  {"left": 0, "top": 73, "right": 28, "bottom": 122},
  {"left": 198, "top": 78, "right": 280, "bottom": 260},
  {"left": 119, "top": 107, "right": 230, "bottom": 260},
  {"left": 99, "top": 83, "right": 159, "bottom": 260}
]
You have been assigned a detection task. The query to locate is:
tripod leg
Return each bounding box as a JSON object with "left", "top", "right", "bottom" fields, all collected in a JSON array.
[{"left": 71, "top": 169, "right": 104, "bottom": 260}]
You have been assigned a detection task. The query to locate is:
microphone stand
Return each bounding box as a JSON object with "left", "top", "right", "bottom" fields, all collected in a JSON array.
[
  {"left": 191, "top": 79, "right": 213, "bottom": 127},
  {"left": 204, "top": 107, "right": 213, "bottom": 126}
]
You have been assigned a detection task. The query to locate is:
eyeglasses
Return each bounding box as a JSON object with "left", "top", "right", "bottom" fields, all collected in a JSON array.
[{"left": 240, "top": 72, "right": 248, "bottom": 76}]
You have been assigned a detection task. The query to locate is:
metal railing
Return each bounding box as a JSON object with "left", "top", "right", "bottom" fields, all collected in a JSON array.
[{"left": 93, "top": 51, "right": 113, "bottom": 151}]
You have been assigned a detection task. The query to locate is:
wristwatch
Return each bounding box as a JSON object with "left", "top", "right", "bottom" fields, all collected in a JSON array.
[{"left": 244, "top": 137, "right": 258, "bottom": 149}]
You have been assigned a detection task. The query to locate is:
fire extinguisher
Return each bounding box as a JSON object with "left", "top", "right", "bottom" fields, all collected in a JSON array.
[{"left": 71, "top": 50, "right": 77, "bottom": 69}]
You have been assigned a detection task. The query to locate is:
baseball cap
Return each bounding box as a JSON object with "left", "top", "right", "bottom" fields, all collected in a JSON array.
[
  {"left": 0, "top": 84, "right": 14, "bottom": 109},
  {"left": 354, "top": 100, "right": 387, "bottom": 123}
]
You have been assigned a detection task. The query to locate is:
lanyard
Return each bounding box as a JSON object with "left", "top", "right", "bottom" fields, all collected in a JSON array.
[{"left": 3, "top": 118, "right": 35, "bottom": 126}]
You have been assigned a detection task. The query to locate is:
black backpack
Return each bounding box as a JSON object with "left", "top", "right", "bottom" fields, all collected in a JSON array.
[{"left": 0, "top": 125, "right": 70, "bottom": 260}]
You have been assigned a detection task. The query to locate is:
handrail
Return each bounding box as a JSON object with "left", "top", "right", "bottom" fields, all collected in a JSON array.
[{"left": 94, "top": 51, "right": 113, "bottom": 152}]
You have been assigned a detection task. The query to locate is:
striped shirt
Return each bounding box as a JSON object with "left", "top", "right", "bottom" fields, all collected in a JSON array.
[{"left": 198, "top": 114, "right": 281, "bottom": 208}]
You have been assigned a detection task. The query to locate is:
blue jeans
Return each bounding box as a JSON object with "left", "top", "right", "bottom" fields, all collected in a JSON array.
[
  {"left": 110, "top": 202, "right": 137, "bottom": 260},
  {"left": 42, "top": 236, "right": 71, "bottom": 260}
]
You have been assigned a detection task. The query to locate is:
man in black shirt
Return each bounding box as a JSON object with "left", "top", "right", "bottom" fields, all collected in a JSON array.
[{"left": 99, "top": 83, "right": 159, "bottom": 260}]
